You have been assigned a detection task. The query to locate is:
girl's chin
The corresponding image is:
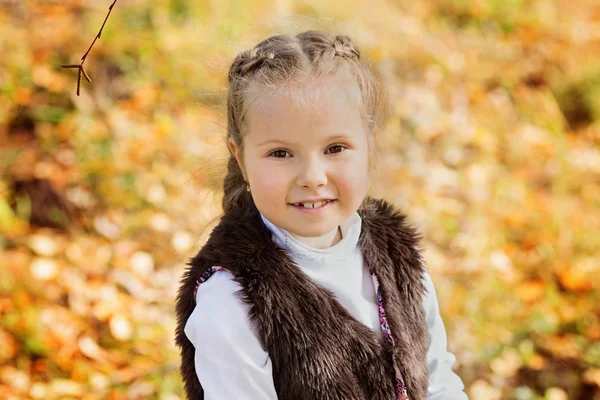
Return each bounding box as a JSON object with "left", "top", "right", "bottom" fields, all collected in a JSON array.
[{"left": 286, "top": 221, "right": 341, "bottom": 240}]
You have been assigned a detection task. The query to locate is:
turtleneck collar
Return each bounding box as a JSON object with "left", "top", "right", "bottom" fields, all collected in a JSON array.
[{"left": 259, "top": 212, "right": 362, "bottom": 265}]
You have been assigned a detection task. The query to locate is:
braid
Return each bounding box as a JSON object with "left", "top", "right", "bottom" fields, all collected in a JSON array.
[
  {"left": 240, "top": 52, "right": 276, "bottom": 76},
  {"left": 228, "top": 38, "right": 285, "bottom": 83},
  {"left": 332, "top": 35, "right": 360, "bottom": 59},
  {"left": 229, "top": 33, "right": 360, "bottom": 82}
]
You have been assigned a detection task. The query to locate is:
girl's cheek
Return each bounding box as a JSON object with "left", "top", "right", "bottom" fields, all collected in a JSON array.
[
  {"left": 261, "top": 179, "right": 280, "bottom": 192},
  {"left": 341, "top": 167, "right": 369, "bottom": 192},
  {"left": 257, "top": 166, "right": 287, "bottom": 188}
]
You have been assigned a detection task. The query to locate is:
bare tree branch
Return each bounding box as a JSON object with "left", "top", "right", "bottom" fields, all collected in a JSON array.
[{"left": 62, "top": 0, "right": 118, "bottom": 96}]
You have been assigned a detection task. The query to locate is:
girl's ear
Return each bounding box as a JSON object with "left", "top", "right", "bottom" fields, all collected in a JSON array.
[
  {"left": 374, "top": 131, "right": 377, "bottom": 138},
  {"left": 227, "top": 137, "right": 247, "bottom": 180},
  {"left": 227, "top": 137, "right": 238, "bottom": 156}
]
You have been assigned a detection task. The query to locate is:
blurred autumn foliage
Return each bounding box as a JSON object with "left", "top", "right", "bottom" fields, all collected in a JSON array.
[{"left": 1, "top": 0, "right": 599, "bottom": 399}]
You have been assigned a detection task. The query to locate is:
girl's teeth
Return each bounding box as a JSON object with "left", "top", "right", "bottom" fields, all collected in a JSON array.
[
  {"left": 306, "top": 201, "right": 323, "bottom": 208},
  {"left": 296, "top": 200, "right": 329, "bottom": 208}
]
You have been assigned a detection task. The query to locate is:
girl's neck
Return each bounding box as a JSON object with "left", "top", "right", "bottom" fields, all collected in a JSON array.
[
  {"left": 332, "top": 225, "right": 343, "bottom": 246},
  {"left": 259, "top": 211, "right": 362, "bottom": 265},
  {"left": 290, "top": 225, "right": 343, "bottom": 249}
]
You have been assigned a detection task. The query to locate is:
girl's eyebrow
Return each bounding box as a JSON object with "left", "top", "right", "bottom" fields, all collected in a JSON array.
[{"left": 257, "top": 133, "right": 354, "bottom": 147}]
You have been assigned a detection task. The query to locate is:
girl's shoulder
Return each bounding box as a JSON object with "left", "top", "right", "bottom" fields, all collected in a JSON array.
[{"left": 185, "top": 268, "right": 258, "bottom": 345}]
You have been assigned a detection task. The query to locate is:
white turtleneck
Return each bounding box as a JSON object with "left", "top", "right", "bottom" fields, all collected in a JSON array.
[
  {"left": 260, "top": 211, "right": 382, "bottom": 337},
  {"left": 184, "top": 211, "right": 469, "bottom": 400}
]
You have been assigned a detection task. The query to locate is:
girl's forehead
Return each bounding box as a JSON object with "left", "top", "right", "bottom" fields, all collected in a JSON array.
[
  {"left": 243, "top": 78, "right": 367, "bottom": 146},
  {"left": 244, "top": 75, "right": 363, "bottom": 125},
  {"left": 247, "top": 73, "right": 361, "bottom": 107}
]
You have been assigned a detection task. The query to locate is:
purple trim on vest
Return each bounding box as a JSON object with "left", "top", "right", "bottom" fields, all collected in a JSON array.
[
  {"left": 369, "top": 267, "right": 410, "bottom": 400},
  {"left": 193, "top": 265, "right": 229, "bottom": 301},
  {"left": 193, "top": 265, "right": 410, "bottom": 400}
]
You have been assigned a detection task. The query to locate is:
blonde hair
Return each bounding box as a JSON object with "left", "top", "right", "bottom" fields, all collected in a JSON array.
[{"left": 222, "top": 30, "right": 387, "bottom": 215}]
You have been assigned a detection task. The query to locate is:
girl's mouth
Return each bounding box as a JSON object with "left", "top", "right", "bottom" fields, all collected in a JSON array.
[
  {"left": 289, "top": 199, "right": 335, "bottom": 214},
  {"left": 291, "top": 199, "right": 333, "bottom": 207}
]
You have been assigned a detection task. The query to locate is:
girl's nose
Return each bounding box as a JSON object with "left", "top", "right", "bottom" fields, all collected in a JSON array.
[{"left": 296, "top": 157, "right": 327, "bottom": 190}]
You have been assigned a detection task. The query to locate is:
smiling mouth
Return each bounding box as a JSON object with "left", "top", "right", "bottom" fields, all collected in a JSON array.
[{"left": 290, "top": 199, "right": 335, "bottom": 209}]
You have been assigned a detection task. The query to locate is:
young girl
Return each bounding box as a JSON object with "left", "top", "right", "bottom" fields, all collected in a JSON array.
[{"left": 175, "top": 30, "right": 469, "bottom": 400}]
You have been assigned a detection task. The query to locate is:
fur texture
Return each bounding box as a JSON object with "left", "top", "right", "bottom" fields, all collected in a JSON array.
[{"left": 174, "top": 196, "right": 430, "bottom": 399}]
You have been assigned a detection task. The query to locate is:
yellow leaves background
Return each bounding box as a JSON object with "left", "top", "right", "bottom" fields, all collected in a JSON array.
[{"left": 1, "top": 0, "right": 600, "bottom": 399}]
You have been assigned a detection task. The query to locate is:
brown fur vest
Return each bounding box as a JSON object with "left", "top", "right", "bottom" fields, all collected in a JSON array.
[{"left": 174, "top": 196, "right": 430, "bottom": 399}]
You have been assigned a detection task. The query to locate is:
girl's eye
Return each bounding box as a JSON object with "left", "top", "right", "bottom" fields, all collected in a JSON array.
[
  {"left": 326, "top": 144, "right": 347, "bottom": 154},
  {"left": 269, "top": 149, "right": 291, "bottom": 158}
]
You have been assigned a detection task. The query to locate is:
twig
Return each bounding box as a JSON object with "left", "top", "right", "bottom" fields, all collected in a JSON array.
[{"left": 62, "top": 0, "right": 118, "bottom": 96}]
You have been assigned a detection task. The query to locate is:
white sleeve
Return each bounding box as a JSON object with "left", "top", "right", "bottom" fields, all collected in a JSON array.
[
  {"left": 184, "top": 270, "right": 278, "bottom": 400},
  {"left": 422, "top": 270, "right": 469, "bottom": 400}
]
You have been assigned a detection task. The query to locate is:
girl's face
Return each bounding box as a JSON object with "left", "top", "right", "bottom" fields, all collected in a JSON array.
[{"left": 228, "top": 74, "right": 371, "bottom": 249}]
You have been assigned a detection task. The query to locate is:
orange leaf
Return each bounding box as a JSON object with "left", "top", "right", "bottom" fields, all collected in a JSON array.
[
  {"left": 556, "top": 267, "right": 594, "bottom": 292},
  {"left": 516, "top": 280, "right": 545, "bottom": 303}
]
